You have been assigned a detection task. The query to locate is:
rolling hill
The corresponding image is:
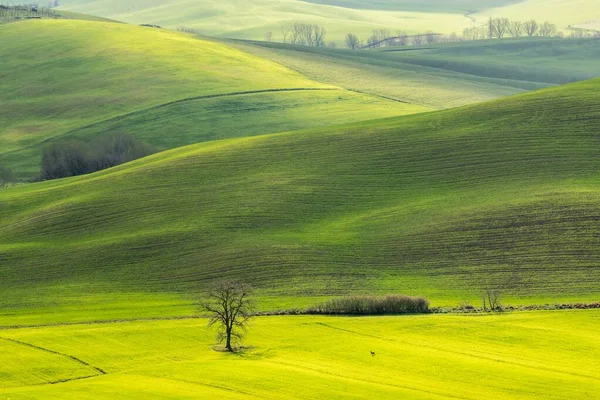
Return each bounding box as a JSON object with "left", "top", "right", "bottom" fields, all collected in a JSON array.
[
  {"left": 57, "top": 0, "right": 600, "bottom": 42},
  {"left": 0, "top": 20, "right": 424, "bottom": 180},
  {"left": 232, "top": 36, "right": 600, "bottom": 108},
  {"left": 1, "top": 78, "right": 600, "bottom": 322}
]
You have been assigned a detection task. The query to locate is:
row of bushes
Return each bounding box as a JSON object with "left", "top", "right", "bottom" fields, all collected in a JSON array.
[
  {"left": 41, "top": 134, "right": 155, "bottom": 180},
  {"left": 307, "top": 295, "right": 430, "bottom": 315}
]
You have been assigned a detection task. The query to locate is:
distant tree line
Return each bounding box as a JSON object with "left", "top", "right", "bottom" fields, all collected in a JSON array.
[
  {"left": 176, "top": 26, "right": 201, "bottom": 34},
  {"left": 0, "top": 3, "right": 62, "bottom": 21},
  {"left": 461, "top": 18, "right": 559, "bottom": 40},
  {"left": 280, "top": 23, "right": 328, "bottom": 47},
  {"left": 40, "top": 133, "right": 155, "bottom": 181}
]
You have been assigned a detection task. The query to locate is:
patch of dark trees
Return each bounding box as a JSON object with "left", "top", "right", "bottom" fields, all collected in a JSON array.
[
  {"left": 40, "top": 133, "right": 155, "bottom": 181},
  {"left": 305, "top": 295, "right": 430, "bottom": 315}
]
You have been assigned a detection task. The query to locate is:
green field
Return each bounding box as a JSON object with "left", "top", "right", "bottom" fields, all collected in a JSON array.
[
  {"left": 2, "top": 77, "right": 600, "bottom": 321},
  {"left": 0, "top": 20, "right": 424, "bottom": 180},
  {"left": 233, "top": 37, "right": 600, "bottom": 109},
  {"left": 57, "top": 0, "right": 600, "bottom": 42},
  {"left": 1, "top": 311, "right": 599, "bottom": 399}
]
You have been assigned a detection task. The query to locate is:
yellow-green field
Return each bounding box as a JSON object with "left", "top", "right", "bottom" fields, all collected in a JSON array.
[{"left": 1, "top": 311, "right": 599, "bottom": 399}]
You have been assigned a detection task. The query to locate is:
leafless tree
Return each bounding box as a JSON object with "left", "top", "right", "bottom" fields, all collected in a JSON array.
[
  {"left": 490, "top": 17, "right": 510, "bottom": 38},
  {"left": 201, "top": 281, "right": 254, "bottom": 352},
  {"left": 397, "top": 31, "right": 409, "bottom": 46},
  {"left": 523, "top": 19, "right": 539, "bottom": 37},
  {"left": 264, "top": 31, "right": 273, "bottom": 42},
  {"left": 425, "top": 31, "right": 438, "bottom": 44},
  {"left": 312, "top": 24, "right": 327, "bottom": 47},
  {"left": 539, "top": 21, "right": 557, "bottom": 37},
  {"left": 412, "top": 34, "right": 424, "bottom": 46},
  {"left": 280, "top": 26, "right": 290, "bottom": 43},
  {"left": 345, "top": 33, "right": 361, "bottom": 49},
  {"left": 482, "top": 288, "right": 502, "bottom": 312},
  {"left": 507, "top": 20, "right": 523, "bottom": 37},
  {"left": 287, "top": 23, "right": 327, "bottom": 47}
]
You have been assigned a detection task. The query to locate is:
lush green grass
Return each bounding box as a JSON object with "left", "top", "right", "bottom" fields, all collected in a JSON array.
[
  {"left": 0, "top": 20, "right": 424, "bottom": 179},
  {"left": 231, "top": 37, "right": 600, "bottom": 109},
  {"left": 1, "top": 79, "right": 600, "bottom": 318},
  {"left": 1, "top": 311, "right": 599, "bottom": 398},
  {"left": 58, "top": 0, "right": 600, "bottom": 43}
]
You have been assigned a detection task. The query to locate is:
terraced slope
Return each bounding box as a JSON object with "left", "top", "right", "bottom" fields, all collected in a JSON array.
[
  {"left": 0, "top": 20, "right": 424, "bottom": 179},
  {"left": 1, "top": 79, "right": 599, "bottom": 320}
]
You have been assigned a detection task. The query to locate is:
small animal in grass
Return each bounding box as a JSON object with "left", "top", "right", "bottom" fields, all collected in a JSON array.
[{"left": 370, "top": 351, "right": 376, "bottom": 356}]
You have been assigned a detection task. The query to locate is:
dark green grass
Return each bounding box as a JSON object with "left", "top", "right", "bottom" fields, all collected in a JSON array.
[{"left": 1, "top": 79, "right": 600, "bottom": 321}]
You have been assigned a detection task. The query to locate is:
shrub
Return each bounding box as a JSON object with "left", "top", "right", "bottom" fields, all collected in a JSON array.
[
  {"left": 307, "top": 294, "right": 430, "bottom": 315},
  {"left": 0, "top": 163, "right": 15, "bottom": 188},
  {"left": 41, "top": 133, "right": 155, "bottom": 180}
]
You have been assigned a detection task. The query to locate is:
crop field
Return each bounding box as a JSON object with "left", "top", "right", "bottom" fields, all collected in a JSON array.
[
  {"left": 232, "top": 37, "right": 600, "bottom": 109},
  {"left": 0, "top": 20, "right": 421, "bottom": 179},
  {"left": 57, "top": 0, "right": 600, "bottom": 43},
  {"left": 2, "top": 78, "right": 600, "bottom": 319},
  {"left": 0, "top": 311, "right": 599, "bottom": 399}
]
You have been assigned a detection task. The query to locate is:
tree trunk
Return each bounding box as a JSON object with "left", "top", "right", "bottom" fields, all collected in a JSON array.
[{"left": 226, "top": 328, "right": 233, "bottom": 352}]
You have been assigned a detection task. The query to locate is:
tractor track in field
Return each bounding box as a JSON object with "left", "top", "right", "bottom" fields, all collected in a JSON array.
[
  {"left": 0, "top": 336, "right": 107, "bottom": 382},
  {"left": 264, "top": 359, "right": 470, "bottom": 400},
  {"left": 0, "top": 87, "right": 342, "bottom": 157},
  {"left": 315, "top": 322, "right": 600, "bottom": 383}
]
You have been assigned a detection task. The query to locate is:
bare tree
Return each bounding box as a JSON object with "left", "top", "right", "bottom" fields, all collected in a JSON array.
[
  {"left": 264, "top": 31, "right": 273, "bottom": 42},
  {"left": 425, "top": 31, "right": 438, "bottom": 44},
  {"left": 312, "top": 24, "right": 327, "bottom": 47},
  {"left": 412, "top": 34, "right": 424, "bottom": 46},
  {"left": 507, "top": 20, "right": 523, "bottom": 37},
  {"left": 539, "top": 21, "right": 557, "bottom": 37},
  {"left": 523, "top": 19, "right": 539, "bottom": 37},
  {"left": 345, "top": 33, "right": 361, "bottom": 49},
  {"left": 490, "top": 17, "right": 510, "bottom": 38},
  {"left": 482, "top": 288, "right": 502, "bottom": 312},
  {"left": 397, "top": 31, "right": 409, "bottom": 46},
  {"left": 201, "top": 281, "right": 254, "bottom": 352},
  {"left": 280, "top": 26, "right": 290, "bottom": 43}
]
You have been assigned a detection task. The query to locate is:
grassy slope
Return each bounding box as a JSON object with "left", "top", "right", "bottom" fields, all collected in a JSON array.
[
  {"left": 58, "top": 0, "right": 600, "bottom": 42},
  {"left": 476, "top": 0, "right": 600, "bottom": 29},
  {"left": 0, "top": 20, "right": 424, "bottom": 179},
  {"left": 56, "top": 0, "right": 474, "bottom": 42},
  {"left": 232, "top": 37, "right": 600, "bottom": 109},
  {"left": 1, "top": 79, "right": 600, "bottom": 321},
  {"left": 1, "top": 311, "right": 599, "bottom": 399}
]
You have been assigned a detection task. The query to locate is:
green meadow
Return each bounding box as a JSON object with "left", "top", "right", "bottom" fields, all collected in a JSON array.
[
  {"left": 0, "top": 20, "right": 423, "bottom": 179},
  {"left": 233, "top": 36, "right": 600, "bottom": 108},
  {"left": 1, "top": 311, "right": 599, "bottom": 399},
  {"left": 2, "top": 78, "right": 600, "bottom": 320},
  {"left": 1, "top": 5, "right": 600, "bottom": 399}
]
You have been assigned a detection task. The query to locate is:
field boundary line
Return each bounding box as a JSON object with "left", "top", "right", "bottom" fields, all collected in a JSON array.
[
  {"left": 0, "top": 336, "right": 107, "bottom": 377},
  {"left": 0, "top": 87, "right": 342, "bottom": 157}
]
